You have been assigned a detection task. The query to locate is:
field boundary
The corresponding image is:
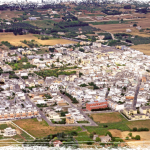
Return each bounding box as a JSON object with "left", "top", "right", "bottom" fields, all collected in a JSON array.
[{"left": 11, "top": 121, "right": 35, "bottom": 140}]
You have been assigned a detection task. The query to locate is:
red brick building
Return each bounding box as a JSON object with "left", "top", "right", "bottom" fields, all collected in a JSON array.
[{"left": 86, "top": 100, "right": 108, "bottom": 111}]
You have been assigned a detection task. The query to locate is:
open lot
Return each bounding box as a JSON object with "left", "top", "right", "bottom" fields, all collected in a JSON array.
[
  {"left": 0, "top": 32, "right": 77, "bottom": 47},
  {"left": 91, "top": 112, "right": 122, "bottom": 123},
  {"left": 13, "top": 118, "right": 81, "bottom": 138},
  {"left": 0, "top": 140, "right": 23, "bottom": 150}
]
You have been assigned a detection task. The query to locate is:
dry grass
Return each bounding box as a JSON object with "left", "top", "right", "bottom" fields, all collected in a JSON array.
[
  {"left": 0, "top": 32, "right": 77, "bottom": 47},
  {"left": 109, "top": 129, "right": 122, "bottom": 138},
  {"left": 0, "top": 139, "right": 20, "bottom": 147},
  {"left": 91, "top": 112, "right": 122, "bottom": 123},
  {"left": 13, "top": 118, "right": 80, "bottom": 138},
  {"left": 127, "top": 120, "right": 150, "bottom": 130},
  {"left": 130, "top": 44, "right": 150, "bottom": 55}
]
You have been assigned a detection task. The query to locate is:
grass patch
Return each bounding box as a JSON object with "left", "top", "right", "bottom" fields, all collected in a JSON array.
[
  {"left": 77, "top": 121, "right": 89, "bottom": 123},
  {"left": 0, "top": 140, "right": 23, "bottom": 150},
  {"left": 0, "top": 124, "right": 8, "bottom": 130},
  {"left": 86, "top": 112, "right": 131, "bottom": 136},
  {"left": 75, "top": 132, "right": 93, "bottom": 144}
]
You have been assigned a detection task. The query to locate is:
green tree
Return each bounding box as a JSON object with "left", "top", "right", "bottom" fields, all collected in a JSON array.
[
  {"left": 96, "top": 137, "right": 101, "bottom": 142},
  {"left": 105, "top": 131, "right": 112, "bottom": 138},
  {"left": 128, "top": 132, "right": 132, "bottom": 137},
  {"left": 135, "top": 135, "right": 140, "bottom": 140},
  {"left": 133, "top": 127, "right": 137, "bottom": 131}
]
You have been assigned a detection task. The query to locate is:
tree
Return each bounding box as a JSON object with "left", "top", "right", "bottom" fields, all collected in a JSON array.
[
  {"left": 96, "top": 137, "right": 101, "bottom": 142},
  {"left": 133, "top": 23, "right": 137, "bottom": 27},
  {"left": 126, "top": 136, "right": 129, "bottom": 140},
  {"left": 135, "top": 135, "right": 140, "bottom": 140},
  {"left": 87, "top": 140, "right": 92, "bottom": 145},
  {"left": 128, "top": 132, "right": 132, "bottom": 137},
  {"left": 56, "top": 57, "right": 59, "bottom": 62},
  {"left": 133, "top": 127, "right": 137, "bottom": 131}
]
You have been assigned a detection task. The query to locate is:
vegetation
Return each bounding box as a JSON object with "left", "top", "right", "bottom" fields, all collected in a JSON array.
[
  {"left": 6, "top": 57, "right": 37, "bottom": 70},
  {"left": 34, "top": 67, "right": 77, "bottom": 78},
  {"left": 24, "top": 132, "right": 78, "bottom": 148},
  {"left": 60, "top": 90, "right": 78, "bottom": 104}
]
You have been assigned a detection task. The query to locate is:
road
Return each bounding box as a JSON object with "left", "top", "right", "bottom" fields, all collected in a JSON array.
[{"left": 57, "top": 92, "right": 98, "bottom": 126}]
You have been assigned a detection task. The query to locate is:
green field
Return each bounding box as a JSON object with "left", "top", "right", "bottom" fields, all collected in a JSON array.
[
  {"left": 89, "top": 20, "right": 130, "bottom": 25},
  {"left": 24, "top": 20, "right": 56, "bottom": 28}
]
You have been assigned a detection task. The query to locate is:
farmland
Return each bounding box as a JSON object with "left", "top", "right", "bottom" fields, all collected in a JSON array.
[
  {"left": 0, "top": 10, "right": 23, "bottom": 19},
  {"left": 0, "top": 140, "right": 23, "bottom": 150},
  {"left": 130, "top": 44, "right": 150, "bottom": 55},
  {"left": 13, "top": 118, "right": 81, "bottom": 138},
  {"left": 0, "top": 32, "right": 77, "bottom": 47}
]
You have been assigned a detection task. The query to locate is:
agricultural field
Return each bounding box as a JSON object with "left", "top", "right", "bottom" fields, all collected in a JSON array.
[
  {"left": 13, "top": 118, "right": 82, "bottom": 138},
  {"left": 0, "top": 10, "right": 23, "bottom": 19},
  {"left": 0, "top": 32, "right": 77, "bottom": 47},
  {"left": 130, "top": 44, "right": 150, "bottom": 55},
  {"left": 0, "top": 139, "right": 20, "bottom": 147}
]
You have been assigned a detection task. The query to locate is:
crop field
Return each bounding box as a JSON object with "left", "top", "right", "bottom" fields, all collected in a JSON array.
[
  {"left": 130, "top": 44, "right": 150, "bottom": 55},
  {"left": 0, "top": 33, "right": 77, "bottom": 47},
  {"left": 0, "top": 10, "right": 23, "bottom": 19},
  {"left": 91, "top": 112, "right": 122, "bottom": 123},
  {"left": 0, "top": 140, "right": 23, "bottom": 150},
  {"left": 13, "top": 118, "right": 81, "bottom": 138}
]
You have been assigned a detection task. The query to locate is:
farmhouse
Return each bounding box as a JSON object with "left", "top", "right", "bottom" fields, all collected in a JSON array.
[{"left": 53, "top": 140, "right": 63, "bottom": 147}]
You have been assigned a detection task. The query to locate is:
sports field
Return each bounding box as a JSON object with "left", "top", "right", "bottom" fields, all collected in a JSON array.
[
  {"left": 13, "top": 118, "right": 81, "bottom": 138},
  {"left": 0, "top": 32, "right": 77, "bottom": 47}
]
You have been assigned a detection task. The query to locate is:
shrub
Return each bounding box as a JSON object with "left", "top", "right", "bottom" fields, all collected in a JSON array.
[
  {"left": 135, "top": 135, "right": 140, "bottom": 140},
  {"left": 89, "top": 133, "right": 93, "bottom": 139},
  {"left": 96, "top": 137, "right": 101, "bottom": 142},
  {"left": 131, "top": 136, "right": 135, "bottom": 139},
  {"left": 128, "top": 132, "right": 132, "bottom": 137},
  {"left": 133, "top": 127, "right": 137, "bottom": 131},
  {"left": 126, "top": 136, "right": 129, "bottom": 140},
  {"left": 100, "top": 143, "right": 105, "bottom": 147},
  {"left": 70, "top": 131, "right": 78, "bottom": 136},
  {"left": 87, "top": 140, "right": 92, "bottom": 145}
]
